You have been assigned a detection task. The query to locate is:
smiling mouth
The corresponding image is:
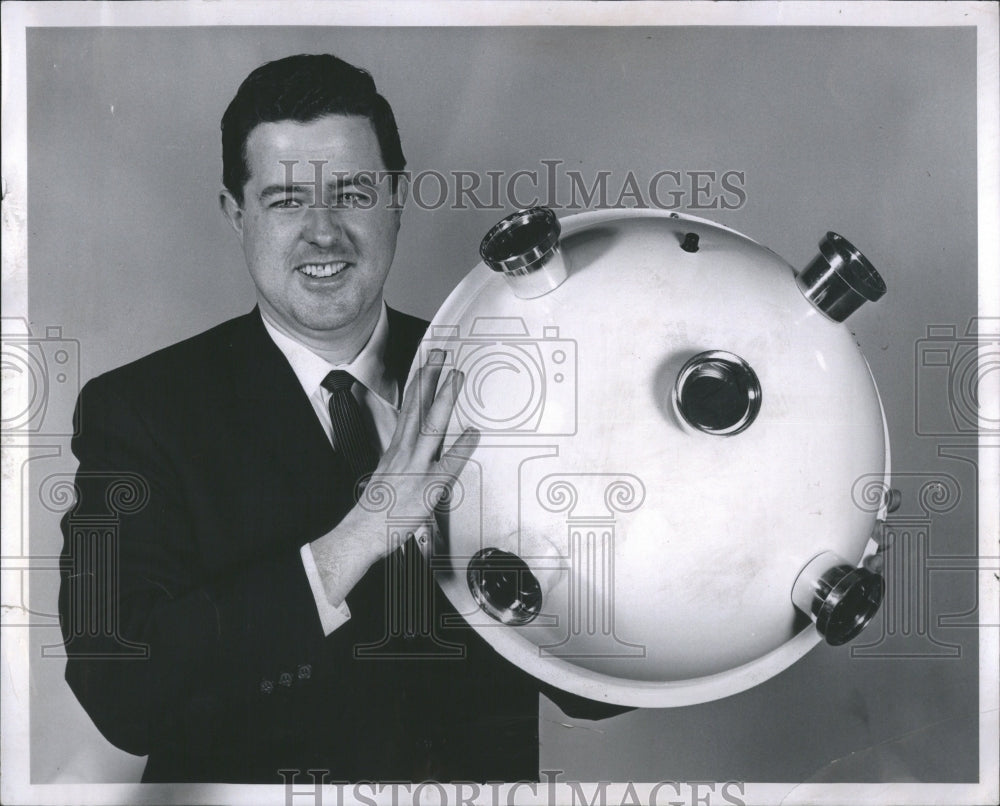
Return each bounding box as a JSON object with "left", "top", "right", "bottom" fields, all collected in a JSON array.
[{"left": 297, "top": 261, "right": 350, "bottom": 278}]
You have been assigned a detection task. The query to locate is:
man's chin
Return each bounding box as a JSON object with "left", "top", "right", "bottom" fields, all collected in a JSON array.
[
  {"left": 260, "top": 295, "right": 380, "bottom": 343},
  {"left": 297, "top": 316, "right": 359, "bottom": 337},
  {"left": 293, "top": 306, "right": 374, "bottom": 338}
]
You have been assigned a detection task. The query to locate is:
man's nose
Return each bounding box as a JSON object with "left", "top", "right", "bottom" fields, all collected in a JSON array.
[{"left": 302, "top": 205, "right": 343, "bottom": 247}]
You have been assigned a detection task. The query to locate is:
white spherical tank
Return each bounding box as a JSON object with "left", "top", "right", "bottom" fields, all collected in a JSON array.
[{"left": 411, "top": 208, "right": 890, "bottom": 707}]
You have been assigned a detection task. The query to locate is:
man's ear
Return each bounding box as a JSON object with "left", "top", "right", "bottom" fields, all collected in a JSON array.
[{"left": 219, "top": 189, "right": 244, "bottom": 238}]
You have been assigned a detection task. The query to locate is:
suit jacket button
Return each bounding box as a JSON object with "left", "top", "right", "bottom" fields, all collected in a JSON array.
[
  {"left": 279, "top": 672, "right": 293, "bottom": 687},
  {"left": 297, "top": 664, "right": 312, "bottom": 680},
  {"left": 260, "top": 680, "right": 274, "bottom": 694}
]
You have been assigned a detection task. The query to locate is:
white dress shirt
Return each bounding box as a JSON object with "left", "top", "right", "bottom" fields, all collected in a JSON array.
[{"left": 261, "top": 303, "right": 400, "bottom": 636}]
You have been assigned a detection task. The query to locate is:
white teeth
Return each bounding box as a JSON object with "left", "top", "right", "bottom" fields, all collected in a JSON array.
[{"left": 298, "top": 262, "right": 348, "bottom": 278}]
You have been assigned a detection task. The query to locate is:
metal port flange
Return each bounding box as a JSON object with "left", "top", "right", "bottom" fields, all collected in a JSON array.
[{"left": 792, "top": 551, "right": 884, "bottom": 646}]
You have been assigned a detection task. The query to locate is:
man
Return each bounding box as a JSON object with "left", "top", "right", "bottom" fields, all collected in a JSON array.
[{"left": 58, "top": 53, "right": 618, "bottom": 785}]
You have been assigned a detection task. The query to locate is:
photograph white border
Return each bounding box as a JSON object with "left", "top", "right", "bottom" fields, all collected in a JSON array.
[{"left": 2, "top": 2, "right": 997, "bottom": 805}]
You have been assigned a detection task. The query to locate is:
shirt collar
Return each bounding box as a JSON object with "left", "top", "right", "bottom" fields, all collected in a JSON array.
[{"left": 260, "top": 302, "right": 398, "bottom": 408}]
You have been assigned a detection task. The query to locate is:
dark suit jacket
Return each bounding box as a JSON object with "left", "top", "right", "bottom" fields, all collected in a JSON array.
[{"left": 58, "top": 307, "right": 547, "bottom": 783}]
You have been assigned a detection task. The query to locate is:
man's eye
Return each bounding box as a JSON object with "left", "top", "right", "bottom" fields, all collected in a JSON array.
[
  {"left": 270, "top": 197, "right": 302, "bottom": 209},
  {"left": 333, "top": 191, "right": 372, "bottom": 208}
]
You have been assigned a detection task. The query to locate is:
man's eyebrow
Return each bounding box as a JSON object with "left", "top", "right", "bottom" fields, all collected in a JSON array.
[
  {"left": 258, "top": 173, "right": 380, "bottom": 200},
  {"left": 259, "top": 184, "right": 312, "bottom": 199}
]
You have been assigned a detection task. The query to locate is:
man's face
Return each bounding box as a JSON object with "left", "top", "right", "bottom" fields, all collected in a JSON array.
[{"left": 221, "top": 114, "right": 404, "bottom": 345}]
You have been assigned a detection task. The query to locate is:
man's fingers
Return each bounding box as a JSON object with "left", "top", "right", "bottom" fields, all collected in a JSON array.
[
  {"left": 414, "top": 368, "right": 463, "bottom": 460},
  {"left": 395, "top": 349, "right": 448, "bottom": 448},
  {"left": 438, "top": 426, "right": 480, "bottom": 477}
]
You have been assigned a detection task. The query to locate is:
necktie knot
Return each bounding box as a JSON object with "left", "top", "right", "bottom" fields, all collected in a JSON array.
[
  {"left": 320, "top": 369, "right": 379, "bottom": 489},
  {"left": 322, "top": 370, "right": 356, "bottom": 395}
]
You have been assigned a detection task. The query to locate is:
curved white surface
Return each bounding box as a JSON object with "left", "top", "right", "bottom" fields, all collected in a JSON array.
[{"left": 415, "top": 209, "right": 888, "bottom": 707}]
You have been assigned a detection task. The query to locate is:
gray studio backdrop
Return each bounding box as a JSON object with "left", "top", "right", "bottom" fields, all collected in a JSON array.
[{"left": 26, "top": 26, "right": 978, "bottom": 783}]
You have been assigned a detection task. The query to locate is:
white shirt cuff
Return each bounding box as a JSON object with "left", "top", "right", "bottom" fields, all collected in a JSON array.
[{"left": 300, "top": 543, "right": 352, "bottom": 636}]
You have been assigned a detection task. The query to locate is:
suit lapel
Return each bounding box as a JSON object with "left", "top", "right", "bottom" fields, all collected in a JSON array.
[
  {"left": 223, "top": 310, "right": 352, "bottom": 523},
  {"left": 220, "top": 306, "right": 428, "bottom": 529},
  {"left": 383, "top": 305, "right": 428, "bottom": 399}
]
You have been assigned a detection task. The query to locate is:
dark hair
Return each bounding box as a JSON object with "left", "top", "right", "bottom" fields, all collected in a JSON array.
[{"left": 221, "top": 53, "right": 406, "bottom": 204}]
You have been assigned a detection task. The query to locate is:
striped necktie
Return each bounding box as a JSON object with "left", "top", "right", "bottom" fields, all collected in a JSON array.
[{"left": 321, "top": 370, "right": 380, "bottom": 488}]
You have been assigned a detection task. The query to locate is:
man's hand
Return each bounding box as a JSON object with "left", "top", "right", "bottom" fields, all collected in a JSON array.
[{"left": 310, "top": 349, "right": 480, "bottom": 607}]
